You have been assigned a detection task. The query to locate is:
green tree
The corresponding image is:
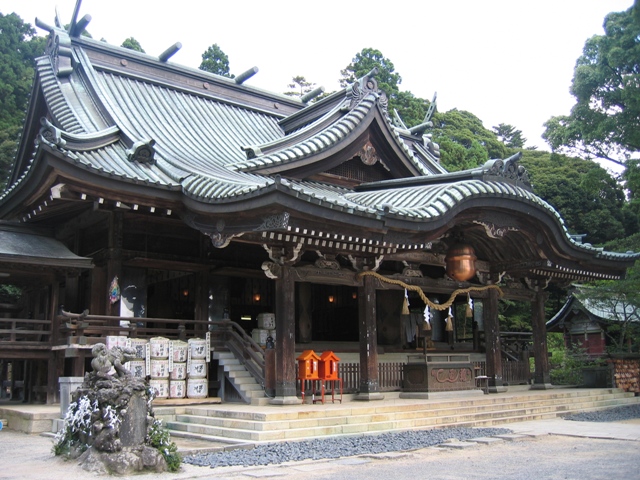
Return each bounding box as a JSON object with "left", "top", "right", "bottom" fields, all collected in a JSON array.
[
  {"left": 542, "top": 5, "right": 640, "bottom": 166},
  {"left": 520, "top": 150, "right": 632, "bottom": 244},
  {"left": 284, "top": 75, "right": 315, "bottom": 98},
  {"left": 0, "top": 13, "right": 46, "bottom": 190},
  {"left": 493, "top": 123, "right": 526, "bottom": 149},
  {"left": 121, "top": 37, "right": 145, "bottom": 53},
  {"left": 431, "top": 109, "right": 506, "bottom": 172},
  {"left": 199, "top": 43, "right": 232, "bottom": 77}
]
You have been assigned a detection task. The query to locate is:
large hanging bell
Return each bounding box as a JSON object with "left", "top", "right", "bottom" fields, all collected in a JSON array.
[{"left": 445, "top": 243, "right": 477, "bottom": 282}]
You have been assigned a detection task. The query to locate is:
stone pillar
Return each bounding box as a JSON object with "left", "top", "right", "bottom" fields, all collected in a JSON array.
[
  {"left": 531, "top": 287, "right": 552, "bottom": 389},
  {"left": 356, "top": 273, "right": 384, "bottom": 400},
  {"left": 270, "top": 265, "right": 300, "bottom": 404},
  {"left": 483, "top": 287, "right": 507, "bottom": 393}
]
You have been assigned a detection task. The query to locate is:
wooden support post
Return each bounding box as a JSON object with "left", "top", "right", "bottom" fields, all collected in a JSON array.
[
  {"left": 297, "top": 282, "right": 313, "bottom": 343},
  {"left": 270, "top": 265, "right": 300, "bottom": 404},
  {"left": 356, "top": 273, "right": 384, "bottom": 400},
  {"left": 194, "top": 270, "right": 209, "bottom": 335},
  {"left": 531, "top": 287, "right": 552, "bottom": 389},
  {"left": 106, "top": 212, "right": 123, "bottom": 317},
  {"left": 483, "top": 287, "right": 507, "bottom": 393}
]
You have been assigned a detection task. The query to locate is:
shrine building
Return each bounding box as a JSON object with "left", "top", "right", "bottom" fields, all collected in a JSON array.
[{"left": 1, "top": 4, "right": 638, "bottom": 405}]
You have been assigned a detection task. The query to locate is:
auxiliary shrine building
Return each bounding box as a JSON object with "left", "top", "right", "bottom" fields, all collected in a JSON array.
[{"left": 1, "top": 7, "right": 638, "bottom": 404}]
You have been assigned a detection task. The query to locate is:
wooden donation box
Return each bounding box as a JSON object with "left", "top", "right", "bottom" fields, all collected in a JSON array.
[
  {"left": 319, "top": 351, "right": 340, "bottom": 380},
  {"left": 297, "top": 350, "right": 320, "bottom": 381},
  {"left": 403, "top": 354, "right": 475, "bottom": 392}
]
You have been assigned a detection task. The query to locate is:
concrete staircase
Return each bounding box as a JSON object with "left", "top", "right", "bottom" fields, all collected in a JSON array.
[
  {"left": 212, "top": 350, "right": 266, "bottom": 405},
  {"left": 161, "top": 388, "right": 640, "bottom": 445}
]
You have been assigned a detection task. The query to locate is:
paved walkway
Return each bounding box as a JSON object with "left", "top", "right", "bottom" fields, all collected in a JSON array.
[{"left": 0, "top": 415, "right": 639, "bottom": 479}]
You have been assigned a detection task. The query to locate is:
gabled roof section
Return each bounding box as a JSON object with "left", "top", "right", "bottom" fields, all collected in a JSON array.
[
  {"left": 548, "top": 286, "right": 640, "bottom": 330},
  {"left": 230, "top": 69, "right": 444, "bottom": 180}
]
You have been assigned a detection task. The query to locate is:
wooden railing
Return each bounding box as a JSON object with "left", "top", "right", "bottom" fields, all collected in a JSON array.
[
  {"left": 57, "top": 311, "right": 266, "bottom": 387},
  {"left": 0, "top": 318, "right": 52, "bottom": 345},
  {"left": 334, "top": 362, "right": 404, "bottom": 393}
]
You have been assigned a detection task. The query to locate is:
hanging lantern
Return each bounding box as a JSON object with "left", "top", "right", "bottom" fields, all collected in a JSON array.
[{"left": 445, "top": 243, "right": 477, "bottom": 282}]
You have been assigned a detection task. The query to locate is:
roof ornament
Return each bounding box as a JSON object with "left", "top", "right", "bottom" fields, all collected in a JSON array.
[
  {"left": 38, "top": 117, "right": 66, "bottom": 149},
  {"left": 67, "top": 0, "right": 92, "bottom": 38},
  {"left": 235, "top": 67, "right": 259, "bottom": 84},
  {"left": 301, "top": 86, "right": 326, "bottom": 103},
  {"left": 158, "top": 43, "right": 182, "bottom": 62},
  {"left": 126, "top": 139, "right": 156, "bottom": 165},
  {"left": 347, "top": 68, "right": 388, "bottom": 112},
  {"left": 393, "top": 92, "right": 438, "bottom": 136},
  {"left": 408, "top": 92, "right": 438, "bottom": 137},
  {"left": 481, "top": 152, "right": 531, "bottom": 190},
  {"left": 358, "top": 141, "right": 379, "bottom": 166},
  {"left": 36, "top": 18, "right": 73, "bottom": 77}
]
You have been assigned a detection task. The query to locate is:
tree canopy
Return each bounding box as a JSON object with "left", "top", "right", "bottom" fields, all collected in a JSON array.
[
  {"left": 284, "top": 76, "right": 316, "bottom": 98},
  {"left": 493, "top": 123, "right": 526, "bottom": 149},
  {"left": 0, "top": 13, "right": 46, "bottom": 190},
  {"left": 121, "top": 37, "right": 145, "bottom": 53},
  {"left": 199, "top": 43, "right": 232, "bottom": 77},
  {"left": 543, "top": 5, "right": 640, "bottom": 166},
  {"left": 520, "top": 150, "right": 634, "bottom": 244},
  {"left": 431, "top": 109, "right": 506, "bottom": 172}
]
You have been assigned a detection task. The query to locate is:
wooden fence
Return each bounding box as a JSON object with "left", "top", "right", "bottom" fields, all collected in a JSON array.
[{"left": 335, "top": 360, "right": 531, "bottom": 394}]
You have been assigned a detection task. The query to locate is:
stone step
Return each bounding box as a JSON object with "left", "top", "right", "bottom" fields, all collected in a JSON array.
[
  {"left": 166, "top": 389, "right": 640, "bottom": 443},
  {"left": 172, "top": 396, "right": 628, "bottom": 434}
]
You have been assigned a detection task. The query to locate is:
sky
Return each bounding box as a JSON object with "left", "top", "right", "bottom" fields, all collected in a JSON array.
[{"left": 0, "top": 0, "right": 634, "bottom": 154}]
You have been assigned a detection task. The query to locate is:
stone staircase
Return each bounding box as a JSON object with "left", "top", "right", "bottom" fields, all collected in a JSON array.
[
  {"left": 160, "top": 388, "right": 640, "bottom": 445},
  {"left": 212, "top": 350, "right": 266, "bottom": 405}
]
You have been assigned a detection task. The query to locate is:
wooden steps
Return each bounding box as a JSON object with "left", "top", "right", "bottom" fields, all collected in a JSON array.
[{"left": 162, "top": 388, "right": 640, "bottom": 444}]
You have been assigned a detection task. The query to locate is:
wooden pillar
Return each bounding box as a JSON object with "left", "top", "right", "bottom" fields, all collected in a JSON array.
[
  {"left": 270, "top": 265, "right": 300, "bottom": 404},
  {"left": 531, "top": 287, "right": 552, "bottom": 389},
  {"left": 106, "top": 212, "right": 124, "bottom": 317},
  {"left": 47, "top": 279, "right": 62, "bottom": 403},
  {"left": 356, "top": 273, "right": 384, "bottom": 400},
  {"left": 483, "top": 287, "right": 507, "bottom": 393},
  {"left": 90, "top": 265, "right": 106, "bottom": 315},
  {"left": 297, "top": 282, "right": 313, "bottom": 343},
  {"left": 194, "top": 270, "right": 209, "bottom": 336},
  {"left": 46, "top": 351, "right": 64, "bottom": 404}
]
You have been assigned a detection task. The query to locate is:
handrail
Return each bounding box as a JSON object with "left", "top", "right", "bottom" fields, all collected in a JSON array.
[{"left": 0, "top": 318, "right": 52, "bottom": 343}]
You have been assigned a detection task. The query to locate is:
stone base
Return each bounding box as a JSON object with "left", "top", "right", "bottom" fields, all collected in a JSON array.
[
  {"left": 487, "top": 385, "right": 508, "bottom": 394},
  {"left": 400, "top": 389, "right": 485, "bottom": 400},
  {"left": 77, "top": 446, "right": 167, "bottom": 475},
  {"left": 354, "top": 392, "right": 385, "bottom": 401},
  {"left": 269, "top": 396, "right": 302, "bottom": 405},
  {"left": 530, "top": 383, "right": 554, "bottom": 390}
]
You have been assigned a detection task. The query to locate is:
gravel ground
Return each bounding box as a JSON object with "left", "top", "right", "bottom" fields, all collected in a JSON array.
[
  {"left": 185, "top": 404, "right": 640, "bottom": 470},
  {"left": 564, "top": 403, "right": 640, "bottom": 422},
  {"left": 184, "top": 427, "right": 511, "bottom": 468}
]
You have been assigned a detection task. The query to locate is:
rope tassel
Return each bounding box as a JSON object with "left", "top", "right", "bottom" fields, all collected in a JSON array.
[
  {"left": 402, "top": 288, "right": 410, "bottom": 315},
  {"left": 466, "top": 293, "right": 474, "bottom": 318},
  {"left": 445, "top": 306, "right": 454, "bottom": 331}
]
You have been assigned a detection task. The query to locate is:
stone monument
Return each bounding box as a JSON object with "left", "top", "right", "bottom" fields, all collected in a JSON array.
[{"left": 53, "top": 342, "right": 180, "bottom": 474}]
